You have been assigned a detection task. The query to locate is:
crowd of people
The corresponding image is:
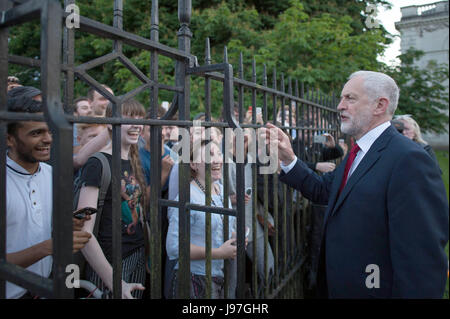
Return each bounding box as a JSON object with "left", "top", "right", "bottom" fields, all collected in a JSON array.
[{"left": 4, "top": 70, "right": 448, "bottom": 299}]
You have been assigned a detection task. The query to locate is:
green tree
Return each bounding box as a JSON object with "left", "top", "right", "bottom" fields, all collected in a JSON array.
[
  {"left": 7, "top": 0, "right": 394, "bottom": 118},
  {"left": 256, "top": 0, "right": 389, "bottom": 93},
  {"left": 384, "top": 48, "right": 449, "bottom": 134}
]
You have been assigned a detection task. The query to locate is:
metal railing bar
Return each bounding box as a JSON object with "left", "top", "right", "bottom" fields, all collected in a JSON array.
[
  {"left": 196, "top": 71, "right": 338, "bottom": 113},
  {"left": 77, "top": 15, "right": 193, "bottom": 63},
  {"left": 267, "top": 256, "right": 305, "bottom": 299},
  {"left": 187, "top": 204, "right": 236, "bottom": 217},
  {"left": 7, "top": 54, "right": 41, "bottom": 68},
  {"left": 74, "top": 52, "right": 119, "bottom": 73},
  {"left": 74, "top": 70, "right": 119, "bottom": 105},
  {"left": 62, "top": 0, "right": 75, "bottom": 114},
  {"left": 0, "top": 261, "right": 53, "bottom": 298},
  {"left": 0, "top": 0, "right": 41, "bottom": 28},
  {"left": 40, "top": 0, "right": 73, "bottom": 299},
  {"left": 118, "top": 82, "right": 153, "bottom": 103},
  {"left": 118, "top": 53, "right": 153, "bottom": 85}
]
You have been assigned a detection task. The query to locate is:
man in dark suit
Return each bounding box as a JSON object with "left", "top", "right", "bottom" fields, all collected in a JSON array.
[{"left": 260, "top": 71, "right": 448, "bottom": 298}]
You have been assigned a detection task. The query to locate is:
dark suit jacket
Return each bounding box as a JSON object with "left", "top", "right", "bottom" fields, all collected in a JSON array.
[{"left": 279, "top": 125, "right": 449, "bottom": 298}]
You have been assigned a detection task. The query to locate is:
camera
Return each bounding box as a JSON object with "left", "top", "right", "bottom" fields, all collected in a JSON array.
[{"left": 245, "top": 187, "right": 252, "bottom": 196}]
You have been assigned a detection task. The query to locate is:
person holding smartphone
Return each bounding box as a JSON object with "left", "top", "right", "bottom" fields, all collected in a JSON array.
[
  {"left": 5, "top": 88, "right": 91, "bottom": 299},
  {"left": 76, "top": 99, "right": 147, "bottom": 299}
]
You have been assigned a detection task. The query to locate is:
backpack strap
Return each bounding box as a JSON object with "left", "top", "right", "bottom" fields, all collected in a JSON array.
[{"left": 90, "top": 152, "right": 111, "bottom": 237}]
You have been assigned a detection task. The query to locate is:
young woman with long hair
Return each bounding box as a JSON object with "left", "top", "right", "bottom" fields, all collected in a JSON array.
[
  {"left": 165, "top": 139, "right": 237, "bottom": 299},
  {"left": 76, "top": 98, "right": 147, "bottom": 298}
]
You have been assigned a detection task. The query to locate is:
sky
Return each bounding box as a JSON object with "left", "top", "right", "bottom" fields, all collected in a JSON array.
[{"left": 377, "top": 0, "right": 443, "bottom": 66}]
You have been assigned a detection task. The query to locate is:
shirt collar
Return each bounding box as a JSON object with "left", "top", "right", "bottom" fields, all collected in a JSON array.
[
  {"left": 6, "top": 154, "right": 41, "bottom": 175},
  {"left": 356, "top": 121, "right": 391, "bottom": 154}
]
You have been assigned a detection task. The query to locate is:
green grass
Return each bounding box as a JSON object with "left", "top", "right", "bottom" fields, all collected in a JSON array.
[{"left": 436, "top": 150, "right": 449, "bottom": 299}]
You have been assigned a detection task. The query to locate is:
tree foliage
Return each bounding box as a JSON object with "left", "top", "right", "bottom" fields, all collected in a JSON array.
[
  {"left": 255, "top": 1, "right": 390, "bottom": 93},
  {"left": 384, "top": 49, "right": 449, "bottom": 134},
  {"left": 7, "top": 0, "right": 448, "bottom": 131}
]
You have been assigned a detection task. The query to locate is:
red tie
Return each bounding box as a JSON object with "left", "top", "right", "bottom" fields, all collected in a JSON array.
[{"left": 338, "top": 143, "right": 360, "bottom": 195}]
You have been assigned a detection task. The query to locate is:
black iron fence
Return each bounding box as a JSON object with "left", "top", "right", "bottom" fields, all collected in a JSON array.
[{"left": 0, "top": 0, "right": 341, "bottom": 299}]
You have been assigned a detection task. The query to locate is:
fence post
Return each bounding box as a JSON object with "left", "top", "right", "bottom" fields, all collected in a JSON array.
[{"left": 176, "top": 0, "right": 192, "bottom": 299}]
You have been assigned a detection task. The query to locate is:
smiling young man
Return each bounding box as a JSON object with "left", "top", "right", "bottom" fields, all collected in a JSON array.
[
  {"left": 261, "top": 71, "right": 449, "bottom": 298},
  {"left": 6, "top": 90, "right": 91, "bottom": 299}
]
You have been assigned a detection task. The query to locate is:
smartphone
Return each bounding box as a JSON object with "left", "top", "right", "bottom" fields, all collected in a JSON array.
[
  {"left": 245, "top": 187, "right": 252, "bottom": 196},
  {"left": 73, "top": 207, "right": 97, "bottom": 219},
  {"left": 313, "top": 135, "right": 326, "bottom": 144}
]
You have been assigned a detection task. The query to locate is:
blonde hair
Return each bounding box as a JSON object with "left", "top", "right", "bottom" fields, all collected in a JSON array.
[{"left": 396, "top": 115, "right": 427, "bottom": 145}]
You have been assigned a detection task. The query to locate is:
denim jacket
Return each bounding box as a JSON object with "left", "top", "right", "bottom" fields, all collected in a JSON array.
[{"left": 166, "top": 182, "right": 235, "bottom": 277}]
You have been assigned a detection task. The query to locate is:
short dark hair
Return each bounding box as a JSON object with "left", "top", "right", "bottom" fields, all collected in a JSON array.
[
  {"left": 73, "top": 96, "right": 89, "bottom": 112},
  {"left": 7, "top": 87, "right": 43, "bottom": 136}
]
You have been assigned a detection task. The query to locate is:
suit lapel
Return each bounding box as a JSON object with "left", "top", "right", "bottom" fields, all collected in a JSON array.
[
  {"left": 331, "top": 149, "right": 382, "bottom": 216},
  {"left": 328, "top": 125, "right": 397, "bottom": 218},
  {"left": 323, "top": 154, "right": 348, "bottom": 226}
]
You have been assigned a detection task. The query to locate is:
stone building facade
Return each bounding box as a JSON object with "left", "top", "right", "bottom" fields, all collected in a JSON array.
[{"left": 395, "top": 1, "right": 449, "bottom": 149}]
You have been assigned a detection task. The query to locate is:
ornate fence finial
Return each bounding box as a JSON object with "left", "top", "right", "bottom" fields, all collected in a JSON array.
[
  {"left": 114, "top": 0, "right": 123, "bottom": 30},
  {"left": 178, "top": 0, "right": 192, "bottom": 38}
]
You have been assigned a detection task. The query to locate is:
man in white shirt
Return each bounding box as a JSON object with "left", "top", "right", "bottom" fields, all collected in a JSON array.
[
  {"left": 6, "top": 90, "right": 91, "bottom": 299},
  {"left": 260, "top": 71, "right": 448, "bottom": 298}
]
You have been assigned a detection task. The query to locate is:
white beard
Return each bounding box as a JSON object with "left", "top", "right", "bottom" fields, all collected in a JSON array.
[{"left": 340, "top": 109, "right": 373, "bottom": 138}]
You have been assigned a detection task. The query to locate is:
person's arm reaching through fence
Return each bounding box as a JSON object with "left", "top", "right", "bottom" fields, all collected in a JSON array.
[
  {"left": 73, "top": 127, "right": 110, "bottom": 169},
  {"left": 77, "top": 185, "right": 145, "bottom": 299},
  {"left": 7, "top": 230, "right": 91, "bottom": 268}
]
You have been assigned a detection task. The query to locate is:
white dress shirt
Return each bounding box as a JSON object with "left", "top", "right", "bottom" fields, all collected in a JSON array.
[
  {"left": 281, "top": 121, "right": 392, "bottom": 177},
  {"left": 6, "top": 155, "right": 53, "bottom": 299}
]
